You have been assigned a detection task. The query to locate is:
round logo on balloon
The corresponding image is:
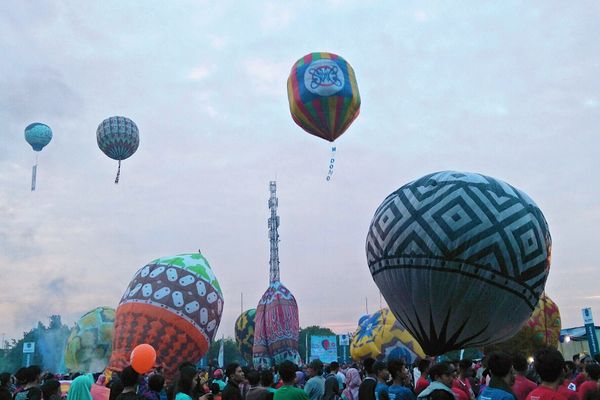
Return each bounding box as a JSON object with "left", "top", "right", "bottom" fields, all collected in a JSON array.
[
  {"left": 304, "top": 59, "right": 345, "bottom": 96},
  {"left": 322, "top": 339, "right": 330, "bottom": 350}
]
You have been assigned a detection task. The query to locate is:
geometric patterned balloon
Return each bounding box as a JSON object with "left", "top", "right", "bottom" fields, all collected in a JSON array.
[
  {"left": 107, "top": 253, "right": 223, "bottom": 381},
  {"left": 64, "top": 307, "right": 115, "bottom": 373},
  {"left": 366, "top": 171, "right": 552, "bottom": 355},
  {"left": 96, "top": 116, "right": 139, "bottom": 183},
  {"left": 235, "top": 309, "right": 256, "bottom": 364},
  {"left": 25, "top": 123, "right": 53, "bottom": 151},
  {"left": 287, "top": 52, "right": 360, "bottom": 142},
  {"left": 350, "top": 308, "right": 425, "bottom": 364}
]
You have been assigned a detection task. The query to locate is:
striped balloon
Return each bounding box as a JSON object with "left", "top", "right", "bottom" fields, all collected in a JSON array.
[
  {"left": 287, "top": 52, "right": 360, "bottom": 142},
  {"left": 96, "top": 116, "right": 139, "bottom": 183}
]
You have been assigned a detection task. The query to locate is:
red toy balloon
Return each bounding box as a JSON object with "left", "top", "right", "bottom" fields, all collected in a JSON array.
[{"left": 130, "top": 344, "right": 156, "bottom": 374}]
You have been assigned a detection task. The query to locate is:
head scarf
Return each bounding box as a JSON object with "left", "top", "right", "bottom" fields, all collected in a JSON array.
[
  {"left": 67, "top": 374, "right": 93, "bottom": 400},
  {"left": 342, "top": 368, "right": 361, "bottom": 400}
]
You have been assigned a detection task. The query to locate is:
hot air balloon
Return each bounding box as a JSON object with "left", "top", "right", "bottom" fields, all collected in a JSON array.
[
  {"left": 107, "top": 253, "right": 223, "bottom": 380},
  {"left": 96, "top": 116, "right": 139, "bottom": 184},
  {"left": 24, "top": 122, "right": 52, "bottom": 191},
  {"left": 350, "top": 308, "right": 425, "bottom": 363},
  {"left": 235, "top": 309, "right": 256, "bottom": 364},
  {"left": 287, "top": 52, "right": 360, "bottom": 142},
  {"left": 64, "top": 307, "right": 115, "bottom": 373},
  {"left": 253, "top": 182, "right": 301, "bottom": 368},
  {"left": 366, "top": 171, "right": 552, "bottom": 355}
]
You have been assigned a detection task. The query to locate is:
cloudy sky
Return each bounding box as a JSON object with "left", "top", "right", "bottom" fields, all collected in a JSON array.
[{"left": 1, "top": 1, "right": 599, "bottom": 344}]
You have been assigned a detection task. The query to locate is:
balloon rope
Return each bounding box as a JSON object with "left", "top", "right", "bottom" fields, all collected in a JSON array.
[
  {"left": 326, "top": 146, "right": 337, "bottom": 181},
  {"left": 115, "top": 160, "right": 121, "bottom": 184}
]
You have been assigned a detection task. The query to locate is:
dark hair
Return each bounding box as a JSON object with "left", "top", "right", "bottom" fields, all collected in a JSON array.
[
  {"left": 533, "top": 348, "right": 564, "bottom": 383},
  {"left": 487, "top": 352, "right": 513, "bottom": 378},
  {"left": 586, "top": 364, "right": 600, "bottom": 381},
  {"left": 388, "top": 359, "right": 406, "bottom": 380},
  {"left": 0, "top": 373, "right": 11, "bottom": 389},
  {"left": 573, "top": 354, "right": 580, "bottom": 362},
  {"left": 459, "top": 359, "right": 472, "bottom": 371},
  {"left": 210, "top": 383, "right": 221, "bottom": 395},
  {"left": 148, "top": 374, "right": 165, "bottom": 392},
  {"left": 429, "top": 362, "right": 455, "bottom": 381},
  {"left": 372, "top": 361, "right": 387, "bottom": 374},
  {"left": 121, "top": 366, "right": 140, "bottom": 387},
  {"left": 15, "top": 368, "right": 27, "bottom": 385},
  {"left": 363, "top": 358, "right": 376, "bottom": 374},
  {"left": 41, "top": 379, "right": 60, "bottom": 399},
  {"left": 175, "top": 366, "right": 197, "bottom": 396},
  {"left": 225, "top": 363, "right": 240, "bottom": 380},
  {"left": 109, "top": 379, "right": 124, "bottom": 400},
  {"left": 278, "top": 361, "right": 297, "bottom": 383},
  {"left": 260, "top": 370, "right": 273, "bottom": 387},
  {"left": 26, "top": 366, "right": 42, "bottom": 383},
  {"left": 330, "top": 362, "right": 339, "bottom": 371},
  {"left": 418, "top": 359, "right": 431, "bottom": 374},
  {"left": 247, "top": 370, "right": 260, "bottom": 386},
  {"left": 513, "top": 354, "right": 529, "bottom": 373},
  {"left": 565, "top": 361, "right": 575, "bottom": 372}
]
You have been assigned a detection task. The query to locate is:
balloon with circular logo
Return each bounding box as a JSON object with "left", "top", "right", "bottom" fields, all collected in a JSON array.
[
  {"left": 64, "top": 306, "right": 115, "bottom": 373},
  {"left": 24, "top": 122, "right": 53, "bottom": 191},
  {"left": 287, "top": 52, "right": 360, "bottom": 142},
  {"left": 107, "top": 252, "right": 223, "bottom": 380},
  {"left": 350, "top": 308, "right": 425, "bottom": 363},
  {"left": 235, "top": 309, "right": 256, "bottom": 364},
  {"left": 366, "top": 171, "right": 552, "bottom": 355},
  {"left": 96, "top": 116, "right": 139, "bottom": 184},
  {"left": 130, "top": 343, "right": 157, "bottom": 374}
]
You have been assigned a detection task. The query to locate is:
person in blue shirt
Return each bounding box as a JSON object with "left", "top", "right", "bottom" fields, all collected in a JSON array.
[
  {"left": 373, "top": 362, "right": 390, "bottom": 400},
  {"left": 388, "top": 360, "right": 416, "bottom": 400},
  {"left": 477, "top": 352, "right": 516, "bottom": 400}
]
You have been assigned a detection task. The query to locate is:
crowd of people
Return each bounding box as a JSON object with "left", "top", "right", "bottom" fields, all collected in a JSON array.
[{"left": 1, "top": 349, "right": 600, "bottom": 400}]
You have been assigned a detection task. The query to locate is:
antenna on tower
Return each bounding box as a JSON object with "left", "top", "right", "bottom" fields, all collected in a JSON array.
[{"left": 268, "top": 181, "right": 280, "bottom": 284}]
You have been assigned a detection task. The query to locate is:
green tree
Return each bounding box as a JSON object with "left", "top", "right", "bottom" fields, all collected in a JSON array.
[{"left": 206, "top": 338, "right": 244, "bottom": 367}]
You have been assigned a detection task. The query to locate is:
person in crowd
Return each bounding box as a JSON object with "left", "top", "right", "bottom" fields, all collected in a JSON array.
[
  {"left": 306, "top": 360, "right": 325, "bottom": 400},
  {"left": 90, "top": 375, "right": 110, "bottom": 400},
  {"left": 559, "top": 363, "right": 578, "bottom": 400},
  {"left": 324, "top": 365, "right": 342, "bottom": 400},
  {"left": 416, "top": 362, "right": 456, "bottom": 400},
  {"left": 358, "top": 359, "right": 377, "bottom": 400},
  {"left": 274, "top": 361, "right": 309, "bottom": 400},
  {"left": 67, "top": 375, "right": 93, "bottom": 400},
  {"left": 108, "top": 377, "right": 124, "bottom": 400},
  {"left": 452, "top": 360, "right": 475, "bottom": 400},
  {"left": 415, "top": 361, "right": 432, "bottom": 396},
  {"left": 213, "top": 371, "right": 226, "bottom": 392},
  {"left": 341, "top": 368, "right": 361, "bottom": 400},
  {"left": 141, "top": 375, "right": 164, "bottom": 400},
  {"left": 1, "top": 373, "right": 13, "bottom": 400},
  {"left": 373, "top": 362, "right": 390, "bottom": 400},
  {"left": 173, "top": 366, "right": 198, "bottom": 400},
  {"left": 296, "top": 372, "right": 306, "bottom": 390},
  {"left": 387, "top": 360, "right": 415, "bottom": 400},
  {"left": 511, "top": 355, "right": 536, "bottom": 400},
  {"left": 578, "top": 364, "right": 600, "bottom": 400},
  {"left": 261, "top": 371, "right": 276, "bottom": 395},
  {"left": 525, "top": 348, "right": 567, "bottom": 400},
  {"left": 14, "top": 366, "right": 42, "bottom": 400},
  {"left": 574, "top": 357, "right": 593, "bottom": 388},
  {"left": 114, "top": 368, "right": 140, "bottom": 400},
  {"left": 40, "top": 380, "right": 61, "bottom": 400},
  {"left": 330, "top": 363, "right": 345, "bottom": 392},
  {"left": 222, "top": 364, "right": 244, "bottom": 400},
  {"left": 246, "top": 370, "right": 267, "bottom": 400},
  {"left": 477, "top": 352, "right": 516, "bottom": 400},
  {"left": 210, "top": 383, "right": 222, "bottom": 400}
]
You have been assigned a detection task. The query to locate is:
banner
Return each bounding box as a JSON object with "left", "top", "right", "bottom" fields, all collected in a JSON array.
[
  {"left": 310, "top": 335, "right": 337, "bottom": 363},
  {"left": 582, "top": 308, "right": 599, "bottom": 356}
]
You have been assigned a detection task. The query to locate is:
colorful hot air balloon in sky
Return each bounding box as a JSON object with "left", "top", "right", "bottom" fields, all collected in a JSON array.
[
  {"left": 235, "top": 309, "right": 256, "bottom": 364},
  {"left": 108, "top": 253, "right": 223, "bottom": 380},
  {"left": 351, "top": 308, "right": 425, "bottom": 363},
  {"left": 64, "top": 307, "right": 115, "bottom": 373},
  {"left": 366, "top": 171, "right": 552, "bottom": 355},
  {"left": 287, "top": 52, "right": 360, "bottom": 142},
  {"left": 96, "top": 116, "right": 139, "bottom": 184},
  {"left": 24, "top": 122, "right": 52, "bottom": 191},
  {"left": 253, "top": 182, "right": 301, "bottom": 367}
]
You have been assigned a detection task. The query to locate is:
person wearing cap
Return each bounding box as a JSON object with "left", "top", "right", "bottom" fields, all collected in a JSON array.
[
  {"left": 275, "top": 361, "right": 309, "bottom": 400},
  {"left": 305, "top": 360, "right": 326, "bottom": 400},
  {"left": 213, "top": 370, "right": 227, "bottom": 392},
  {"left": 477, "top": 352, "right": 516, "bottom": 400},
  {"left": 417, "top": 362, "right": 456, "bottom": 400}
]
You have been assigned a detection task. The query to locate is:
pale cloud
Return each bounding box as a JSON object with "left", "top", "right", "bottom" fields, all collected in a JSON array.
[
  {"left": 243, "top": 58, "right": 290, "bottom": 97},
  {"left": 260, "top": 2, "right": 294, "bottom": 32},
  {"left": 208, "top": 34, "right": 227, "bottom": 49},
  {"left": 188, "top": 65, "right": 214, "bottom": 81}
]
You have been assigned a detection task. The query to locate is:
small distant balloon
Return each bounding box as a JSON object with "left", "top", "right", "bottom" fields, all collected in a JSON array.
[
  {"left": 96, "top": 116, "right": 139, "bottom": 184},
  {"left": 287, "top": 52, "right": 360, "bottom": 142},
  {"left": 24, "top": 122, "right": 52, "bottom": 191}
]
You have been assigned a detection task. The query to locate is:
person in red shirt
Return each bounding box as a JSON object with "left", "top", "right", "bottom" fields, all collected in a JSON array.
[
  {"left": 526, "top": 348, "right": 567, "bottom": 400},
  {"left": 415, "top": 360, "right": 431, "bottom": 395},
  {"left": 574, "top": 356, "right": 594, "bottom": 389},
  {"left": 453, "top": 360, "right": 475, "bottom": 400},
  {"left": 558, "top": 362, "right": 578, "bottom": 400},
  {"left": 512, "top": 355, "right": 537, "bottom": 400},
  {"left": 578, "top": 364, "right": 600, "bottom": 400}
]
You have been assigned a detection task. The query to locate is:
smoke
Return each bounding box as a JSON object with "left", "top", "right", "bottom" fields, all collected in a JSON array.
[{"left": 36, "top": 328, "right": 68, "bottom": 372}]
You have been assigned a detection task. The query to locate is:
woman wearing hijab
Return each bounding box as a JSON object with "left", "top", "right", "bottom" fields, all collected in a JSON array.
[
  {"left": 342, "top": 369, "right": 361, "bottom": 400},
  {"left": 67, "top": 375, "right": 93, "bottom": 400}
]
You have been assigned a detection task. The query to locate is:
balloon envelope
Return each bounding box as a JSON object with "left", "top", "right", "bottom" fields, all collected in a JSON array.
[
  {"left": 96, "top": 116, "right": 139, "bottom": 161},
  {"left": 366, "top": 171, "right": 552, "bottom": 355},
  {"left": 64, "top": 306, "right": 115, "bottom": 373},
  {"left": 108, "top": 253, "right": 223, "bottom": 380},
  {"left": 25, "top": 123, "right": 52, "bottom": 151},
  {"left": 287, "top": 52, "right": 360, "bottom": 142},
  {"left": 351, "top": 308, "right": 425, "bottom": 363},
  {"left": 130, "top": 344, "right": 157, "bottom": 374},
  {"left": 235, "top": 309, "right": 256, "bottom": 364}
]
